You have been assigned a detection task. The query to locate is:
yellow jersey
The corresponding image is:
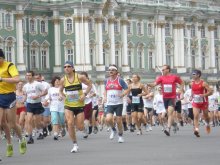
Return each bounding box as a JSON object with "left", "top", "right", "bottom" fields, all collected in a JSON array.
[
  {"left": 64, "top": 73, "right": 84, "bottom": 108},
  {"left": 0, "top": 61, "right": 19, "bottom": 94}
]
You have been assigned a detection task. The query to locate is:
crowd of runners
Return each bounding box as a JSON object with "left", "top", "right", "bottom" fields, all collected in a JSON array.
[{"left": 1, "top": 48, "right": 220, "bottom": 161}]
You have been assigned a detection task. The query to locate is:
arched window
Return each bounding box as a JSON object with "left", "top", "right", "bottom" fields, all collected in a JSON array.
[
  {"left": 22, "top": 19, "right": 26, "bottom": 33},
  {"left": 30, "top": 49, "right": 37, "bottom": 69},
  {"left": 166, "top": 49, "right": 171, "bottom": 66},
  {"left": 41, "top": 20, "right": 46, "bottom": 33},
  {"left": 88, "top": 19, "right": 94, "bottom": 33},
  {"left": 67, "top": 48, "right": 73, "bottom": 62},
  {"left": 137, "top": 22, "right": 142, "bottom": 35},
  {"left": 114, "top": 21, "right": 119, "bottom": 33},
  {"left": 5, "top": 46, "right": 12, "bottom": 62},
  {"left": 202, "top": 51, "right": 206, "bottom": 69},
  {"left": 191, "top": 24, "right": 196, "bottom": 38},
  {"left": 216, "top": 52, "right": 219, "bottom": 70},
  {"left": 30, "top": 19, "right": 36, "bottom": 33},
  {"left": 66, "top": 18, "right": 72, "bottom": 32},
  {"left": 149, "top": 51, "right": 153, "bottom": 69},
  {"left": 127, "top": 21, "right": 131, "bottom": 34},
  {"left": 137, "top": 47, "right": 143, "bottom": 68},
  {"left": 165, "top": 23, "right": 170, "bottom": 36},
  {"left": 148, "top": 23, "right": 153, "bottom": 36},
  {"left": 5, "top": 13, "right": 11, "bottom": 28},
  {"left": 128, "top": 48, "right": 132, "bottom": 67},
  {"left": 201, "top": 26, "right": 205, "bottom": 38},
  {"left": 115, "top": 50, "right": 119, "bottom": 67},
  {"left": 191, "top": 50, "right": 196, "bottom": 68}
]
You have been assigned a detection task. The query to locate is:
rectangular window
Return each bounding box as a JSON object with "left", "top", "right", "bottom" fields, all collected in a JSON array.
[
  {"left": 137, "top": 50, "right": 142, "bottom": 68},
  {"left": 5, "top": 47, "right": 12, "bottom": 62},
  {"left": 103, "top": 49, "right": 106, "bottom": 65},
  {"left": 166, "top": 49, "right": 171, "bottom": 66},
  {"left": 216, "top": 52, "right": 219, "bottom": 70},
  {"left": 202, "top": 52, "right": 206, "bottom": 70},
  {"left": 67, "top": 48, "right": 73, "bottom": 62},
  {"left": 90, "top": 48, "right": 93, "bottom": 66},
  {"left": 201, "top": 27, "right": 205, "bottom": 38},
  {"left": 191, "top": 50, "right": 196, "bottom": 68},
  {"left": 214, "top": 28, "right": 218, "bottom": 39},
  {"left": 31, "top": 49, "right": 37, "bottom": 69},
  {"left": 127, "top": 23, "right": 131, "bottom": 34},
  {"left": 41, "top": 50, "right": 47, "bottom": 69},
  {"left": 128, "top": 49, "right": 131, "bottom": 67},
  {"left": 114, "top": 21, "right": 118, "bottom": 33},
  {"left": 115, "top": 50, "right": 119, "bottom": 67},
  {"left": 149, "top": 52, "right": 153, "bottom": 69}
]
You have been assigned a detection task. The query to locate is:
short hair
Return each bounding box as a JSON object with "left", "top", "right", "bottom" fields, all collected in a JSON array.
[
  {"left": 51, "top": 76, "right": 61, "bottom": 87},
  {"left": 163, "top": 64, "right": 171, "bottom": 72},
  {"left": 192, "top": 69, "right": 202, "bottom": 77},
  {"left": 80, "top": 71, "right": 89, "bottom": 78},
  {"left": 27, "top": 70, "right": 35, "bottom": 76}
]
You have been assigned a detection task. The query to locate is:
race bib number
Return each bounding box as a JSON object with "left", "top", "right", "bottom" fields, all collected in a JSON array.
[
  {"left": 132, "top": 96, "right": 140, "bottom": 104},
  {"left": 193, "top": 95, "right": 203, "bottom": 103},
  {"left": 163, "top": 84, "right": 172, "bottom": 93},
  {"left": 66, "top": 91, "right": 79, "bottom": 102}
]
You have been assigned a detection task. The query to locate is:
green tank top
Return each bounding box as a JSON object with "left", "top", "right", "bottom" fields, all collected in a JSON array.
[{"left": 64, "top": 73, "right": 84, "bottom": 108}]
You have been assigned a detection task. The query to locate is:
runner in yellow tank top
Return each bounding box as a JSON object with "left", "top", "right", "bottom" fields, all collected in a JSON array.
[{"left": 59, "top": 61, "right": 92, "bottom": 153}]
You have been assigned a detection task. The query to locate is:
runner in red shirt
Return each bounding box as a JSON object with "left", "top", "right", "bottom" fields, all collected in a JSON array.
[
  {"left": 148, "top": 65, "right": 184, "bottom": 136},
  {"left": 189, "top": 69, "right": 212, "bottom": 137}
]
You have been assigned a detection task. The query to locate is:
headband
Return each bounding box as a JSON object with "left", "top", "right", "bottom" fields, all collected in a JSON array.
[{"left": 109, "top": 66, "right": 118, "bottom": 71}]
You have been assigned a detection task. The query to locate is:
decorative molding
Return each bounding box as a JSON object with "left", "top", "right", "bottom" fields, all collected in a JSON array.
[
  {"left": 108, "top": 16, "right": 116, "bottom": 24},
  {"left": 15, "top": 13, "right": 24, "bottom": 20},
  {"left": 94, "top": 16, "right": 103, "bottom": 23},
  {"left": 208, "top": 24, "right": 216, "bottom": 31},
  {"left": 52, "top": 18, "right": 61, "bottom": 24},
  {"left": 120, "top": 19, "right": 129, "bottom": 25}
]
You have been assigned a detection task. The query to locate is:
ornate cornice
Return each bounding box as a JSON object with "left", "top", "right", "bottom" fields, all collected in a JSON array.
[
  {"left": 74, "top": 16, "right": 89, "bottom": 23},
  {"left": 173, "top": 21, "right": 185, "bottom": 29},
  {"left": 94, "top": 16, "right": 103, "bottom": 23},
  {"left": 208, "top": 24, "right": 216, "bottom": 31},
  {"left": 108, "top": 16, "right": 116, "bottom": 24},
  {"left": 155, "top": 21, "right": 166, "bottom": 28},
  {"left": 120, "top": 19, "right": 129, "bottom": 25},
  {"left": 52, "top": 18, "right": 61, "bottom": 24},
  {"left": 15, "top": 13, "right": 24, "bottom": 20}
]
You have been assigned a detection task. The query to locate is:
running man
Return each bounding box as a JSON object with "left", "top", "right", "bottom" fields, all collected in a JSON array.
[
  {"left": 59, "top": 61, "right": 92, "bottom": 153},
  {"left": 0, "top": 49, "right": 27, "bottom": 157},
  {"left": 103, "top": 64, "right": 128, "bottom": 143},
  {"left": 148, "top": 64, "right": 184, "bottom": 136},
  {"left": 190, "top": 69, "right": 212, "bottom": 137}
]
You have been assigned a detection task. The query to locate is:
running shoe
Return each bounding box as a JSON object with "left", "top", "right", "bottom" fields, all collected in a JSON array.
[
  {"left": 146, "top": 125, "right": 150, "bottom": 132},
  {"left": 27, "top": 137, "right": 34, "bottom": 144},
  {"left": 37, "top": 133, "right": 44, "bottom": 140},
  {"left": 194, "top": 130, "right": 200, "bottom": 137},
  {"left": 206, "top": 125, "right": 211, "bottom": 134},
  {"left": 109, "top": 129, "right": 117, "bottom": 140},
  {"left": 93, "top": 126, "right": 98, "bottom": 134},
  {"left": 54, "top": 136, "right": 58, "bottom": 140},
  {"left": 19, "top": 138, "right": 27, "bottom": 154},
  {"left": 43, "top": 128, "right": 48, "bottom": 137},
  {"left": 149, "top": 126, "right": 153, "bottom": 131},
  {"left": 118, "top": 136, "right": 124, "bottom": 143},
  {"left": 164, "top": 128, "right": 170, "bottom": 136},
  {"left": 88, "top": 126, "right": 93, "bottom": 134},
  {"left": 6, "top": 144, "right": 13, "bottom": 157},
  {"left": 61, "top": 129, "right": 66, "bottom": 137},
  {"left": 136, "top": 129, "right": 142, "bottom": 135},
  {"left": 71, "top": 144, "right": 79, "bottom": 153}
]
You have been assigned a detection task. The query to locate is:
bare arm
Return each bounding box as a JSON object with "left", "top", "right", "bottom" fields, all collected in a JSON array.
[
  {"left": 59, "top": 77, "right": 66, "bottom": 98},
  {"left": 202, "top": 82, "right": 213, "bottom": 97},
  {"left": 0, "top": 75, "right": 20, "bottom": 83}
]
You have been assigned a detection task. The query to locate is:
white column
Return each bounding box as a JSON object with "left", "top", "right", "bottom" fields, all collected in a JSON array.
[
  {"left": 83, "top": 16, "right": 92, "bottom": 71},
  {"left": 74, "top": 16, "right": 81, "bottom": 66},
  {"left": 179, "top": 26, "right": 185, "bottom": 67},
  {"left": 156, "top": 23, "right": 163, "bottom": 67},
  {"left": 197, "top": 26, "right": 202, "bottom": 69},
  {"left": 95, "top": 12, "right": 105, "bottom": 71},
  {"left": 186, "top": 25, "right": 191, "bottom": 68},
  {"left": 161, "top": 25, "right": 166, "bottom": 65},
  {"left": 108, "top": 7, "right": 115, "bottom": 64},
  {"left": 52, "top": 10, "right": 62, "bottom": 73},
  {"left": 173, "top": 26, "right": 178, "bottom": 67},
  {"left": 15, "top": 5, "right": 26, "bottom": 72},
  {"left": 208, "top": 24, "right": 216, "bottom": 73},
  {"left": 121, "top": 12, "right": 129, "bottom": 72}
]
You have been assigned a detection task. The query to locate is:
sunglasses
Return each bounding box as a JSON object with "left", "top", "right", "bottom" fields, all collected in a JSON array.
[
  {"left": 192, "top": 73, "right": 196, "bottom": 75},
  {"left": 64, "top": 65, "right": 72, "bottom": 68}
]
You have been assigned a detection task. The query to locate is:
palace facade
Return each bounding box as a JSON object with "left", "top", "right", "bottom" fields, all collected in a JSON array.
[{"left": 0, "top": 0, "right": 220, "bottom": 94}]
